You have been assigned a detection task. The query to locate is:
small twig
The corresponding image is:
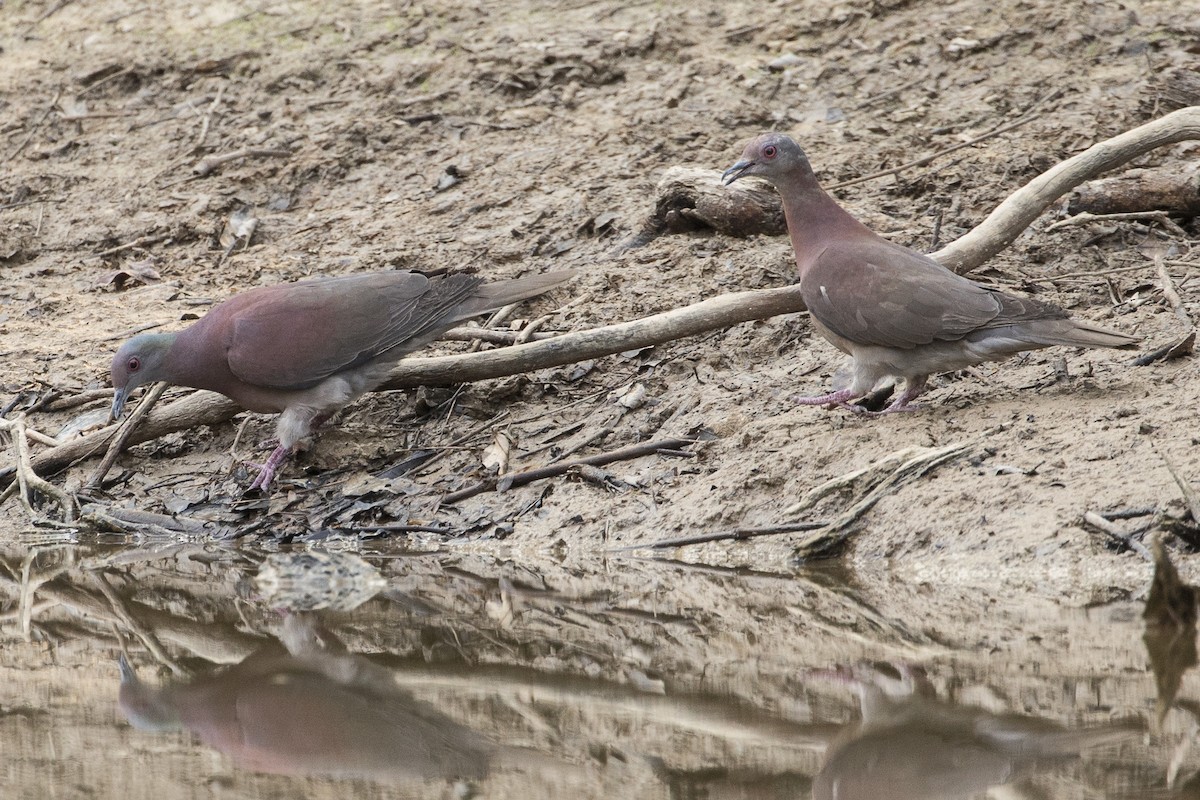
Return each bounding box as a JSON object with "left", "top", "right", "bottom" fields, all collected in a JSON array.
[
  {"left": 1046, "top": 209, "right": 1189, "bottom": 233},
  {"left": 550, "top": 424, "right": 616, "bottom": 464},
  {"left": 1101, "top": 506, "right": 1158, "bottom": 520},
  {"left": 0, "top": 415, "right": 78, "bottom": 521},
  {"left": 39, "top": 388, "right": 115, "bottom": 412},
  {"left": 854, "top": 77, "right": 923, "bottom": 110},
  {"left": 441, "top": 436, "right": 700, "bottom": 505},
  {"left": 612, "top": 521, "right": 829, "bottom": 551},
  {"left": 440, "top": 327, "right": 558, "bottom": 344},
  {"left": 790, "top": 441, "right": 977, "bottom": 560},
  {"left": 516, "top": 291, "right": 592, "bottom": 345},
  {"left": 380, "top": 411, "right": 510, "bottom": 479},
  {"left": 1082, "top": 510, "right": 1153, "bottom": 561},
  {"left": 7, "top": 90, "right": 63, "bottom": 161},
  {"left": 192, "top": 83, "right": 226, "bottom": 151},
  {"left": 1132, "top": 331, "right": 1195, "bottom": 366},
  {"left": 1156, "top": 255, "right": 1195, "bottom": 329},
  {"left": 18, "top": 0, "right": 76, "bottom": 36},
  {"left": 87, "top": 382, "right": 168, "bottom": 489},
  {"left": 92, "top": 233, "right": 169, "bottom": 258},
  {"left": 193, "top": 147, "right": 291, "bottom": 177},
  {"left": 1158, "top": 449, "right": 1200, "bottom": 527}
]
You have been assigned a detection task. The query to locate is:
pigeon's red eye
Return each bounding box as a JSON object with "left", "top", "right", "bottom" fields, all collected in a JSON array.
[
  {"left": 763, "top": 144, "right": 778, "bottom": 159},
  {"left": 127, "top": 357, "right": 141, "bottom": 372}
]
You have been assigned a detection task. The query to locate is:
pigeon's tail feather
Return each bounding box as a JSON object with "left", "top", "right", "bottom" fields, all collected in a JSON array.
[
  {"left": 452, "top": 270, "right": 576, "bottom": 320},
  {"left": 969, "top": 319, "right": 1140, "bottom": 356},
  {"left": 1015, "top": 319, "right": 1141, "bottom": 350}
]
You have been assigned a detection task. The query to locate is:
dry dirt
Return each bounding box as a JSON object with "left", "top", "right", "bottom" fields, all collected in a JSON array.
[{"left": 2, "top": 0, "right": 1200, "bottom": 596}]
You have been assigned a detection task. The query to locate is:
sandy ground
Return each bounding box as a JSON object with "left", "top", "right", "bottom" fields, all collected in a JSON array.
[
  {"left": 4, "top": 1, "right": 1200, "bottom": 796},
  {"left": 3, "top": 3, "right": 1200, "bottom": 586}
]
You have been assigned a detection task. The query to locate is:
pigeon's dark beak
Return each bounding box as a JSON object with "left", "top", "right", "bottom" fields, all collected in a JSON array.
[
  {"left": 111, "top": 388, "right": 126, "bottom": 422},
  {"left": 722, "top": 159, "right": 754, "bottom": 185}
]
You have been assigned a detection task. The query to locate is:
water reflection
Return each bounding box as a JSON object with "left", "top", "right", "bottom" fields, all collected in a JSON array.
[
  {"left": 0, "top": 542, "right": 1191, "bottom": 798},
  {"left": 118, "top": 615, "right": 499, "bottom": 783},
  {"left": 810, "top": 662, "right": 1143, "bottom": 800}
]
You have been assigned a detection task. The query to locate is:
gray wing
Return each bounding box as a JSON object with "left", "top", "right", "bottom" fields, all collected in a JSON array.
[
  {"left": 225, "top": 272, "right": 484, "bottom": 390},
  {"left": 800, "top": 239, "right": 1061, "bottom": 349}
]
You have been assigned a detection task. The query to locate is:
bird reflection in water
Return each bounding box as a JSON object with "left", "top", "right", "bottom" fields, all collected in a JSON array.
[
  {"left": 811, "top": 661, "right": 1144, "bottom": 800},
  {"left": 117, "top": 614, "right": 529, "bottom": 786}
]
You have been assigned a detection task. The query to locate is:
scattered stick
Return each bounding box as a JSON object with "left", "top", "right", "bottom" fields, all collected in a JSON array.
[
  {"left": 92, "top": 233, "right": 169, "bottom": 258},
  {"left": 788, "top": 441, "right": 978, "bottom": 560},
  {"left": 17, "top": 0, "right": 76, "bottom": 37},
  {"left": 1156, "top": 255, "right": 1195, "bottom": 329},
  {"left": 612, "top": 521, "right": 828, "bottom": 551},
  {"left": 0, "top": 414, "right": 78, "bottom": 521},
  {"left": 1046, "top": 209, "right": 1191, "bottom": 234},
  {"left": 1082, "top": 510, "right": 1153, "bottom": 561},
  {"left": 7, "top": 90, "right": 63, "bottom": 161},
  {"left": 1159, "top": 449, "right": 1200, "bottom": 527},
  {"left": 86, "top": 382, "right": 167, "bottom": 489},
  {"left": 192, "top": 147, "right": 291, "bottom": 177},
  {"left": 81, "top": 504, "right": 218, "bottom": 537},
  {"left": 1020, "top": 261, "right": 1159, "bottom": 283},
  {"left": 1132, "top": 331, "right": 1195, "bottom": 366},
  {"left": 440, "top": 436, "right": 700, "bottom": 505},
  {"left": 192, "top": 84, "right": 226, "bottom": 151},
  {"left": 440, "top": 327, "right": 557, "bottom": 344},
  {"left": 351, "top": 523, "right": 459, "bottom": 536},
  {"left": 3, "top": 390, "right": 242, "bottom": 488},
  {"left": 39, "top": 388, "right": 114, "bottom": 412}
]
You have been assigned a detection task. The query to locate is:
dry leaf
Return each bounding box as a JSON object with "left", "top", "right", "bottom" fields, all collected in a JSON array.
[{"left": 482, "top": 431, "right": 513, "bottom": 474}]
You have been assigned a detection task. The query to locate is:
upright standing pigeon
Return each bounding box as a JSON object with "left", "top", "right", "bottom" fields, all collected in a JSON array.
[
  {"left": 111, "top": 269, "right": 572, "bottom": 489},
  {"left": 722, "top": 133, "right": 1139, "bottom": 413}
]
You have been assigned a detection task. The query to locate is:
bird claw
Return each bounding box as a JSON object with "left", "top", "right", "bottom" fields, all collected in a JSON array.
[
  {"left": 244, "top": 443, "right": 293, "bottom": 491},
  {"left": 844, "top": 400, "right": 923, "bottom": 417},
  {"left": 791, "top": 389, "right": 860, "bottom": 407}
]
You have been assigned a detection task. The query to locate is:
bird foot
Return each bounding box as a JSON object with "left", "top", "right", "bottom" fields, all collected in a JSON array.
[
  {"left": 791, "top": 389, "right": 860, "bottom": 407},
  {"left": 245, "top": 443, "right": 293, "bottom": 491},
  {"left": 844, "top": 400, "right": 923, "bottom": 417}
]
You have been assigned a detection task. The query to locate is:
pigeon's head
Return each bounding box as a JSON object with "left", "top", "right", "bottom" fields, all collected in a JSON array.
[
  {"left": 111, "top": 333, "right": 176, "bottom": 420},
  {"left": 722, "top": 133, "right": 811, "bottom": 185}
]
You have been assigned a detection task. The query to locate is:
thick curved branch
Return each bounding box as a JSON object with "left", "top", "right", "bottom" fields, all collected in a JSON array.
[
  {"left": 10, "top": 285, "right": 808, "bottom": 482},
  {"left": 936, "top": 106, "right": 1200, "bottom": 274}
]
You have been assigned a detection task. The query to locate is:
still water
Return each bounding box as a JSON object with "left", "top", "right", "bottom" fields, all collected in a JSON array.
[{"left": 0, "top": 540, "right": 1189, "bottom": 799}]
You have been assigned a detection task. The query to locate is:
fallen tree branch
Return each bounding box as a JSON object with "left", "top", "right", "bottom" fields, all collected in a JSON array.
[
  {"left": 936, "top": 106, "right": 1200, "bottom": 274},
  {"left": 2, "top": 285, "right": 805, "bottom": 486}
]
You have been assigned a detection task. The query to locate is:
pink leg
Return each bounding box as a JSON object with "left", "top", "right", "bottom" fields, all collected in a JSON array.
[
  {"left": 876, "top": 375, "right": 928, "bottom": 415},
  {"left": 792, "top": 388, "right": 860, "bottom": 406},
  {"left": 246, "top": 443, "right": 293, "bottom": 491}
]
